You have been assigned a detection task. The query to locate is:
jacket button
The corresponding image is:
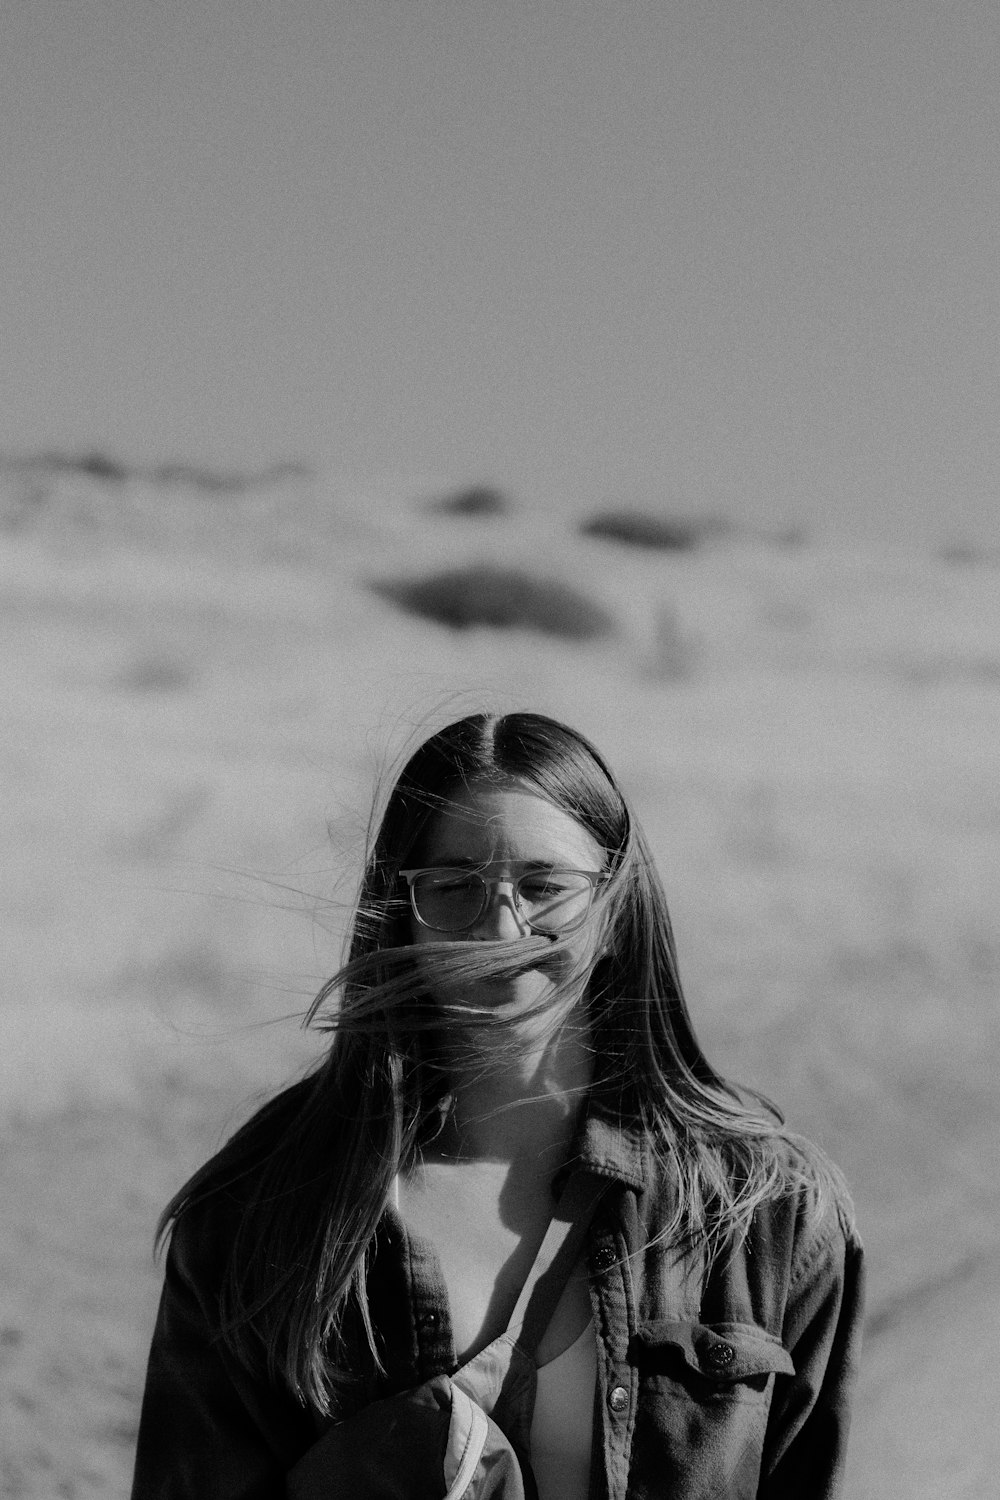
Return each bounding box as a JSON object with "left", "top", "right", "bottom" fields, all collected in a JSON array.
[
  {"left": 589, "top": 1246, "right": 617, "bottom": 1274},
  {"left": 608, "top": 1385, "right": 629, "bottom": 1414},
  {"left": 706, "top": 1341, "right": 735, "bottom": 1369}
]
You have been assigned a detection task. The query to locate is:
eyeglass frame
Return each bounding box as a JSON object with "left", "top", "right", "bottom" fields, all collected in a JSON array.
[{"left": 398, "top": 866, "right": 607, "bottom": 935}]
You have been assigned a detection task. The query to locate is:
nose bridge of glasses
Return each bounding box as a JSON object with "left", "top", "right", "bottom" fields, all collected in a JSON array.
[{"left": 480, "top": 873, "right": 531, "bottom": 924}]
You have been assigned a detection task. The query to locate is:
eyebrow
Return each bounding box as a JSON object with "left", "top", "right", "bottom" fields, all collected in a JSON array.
[{"left": 416, "top": 855, "right": 481, "bottom": 869}]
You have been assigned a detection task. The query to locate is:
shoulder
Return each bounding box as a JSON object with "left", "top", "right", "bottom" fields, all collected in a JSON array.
[
  {"left": 165, "top": 1177, "right": 244, "bottom": 1307},
  {"left": 701, "top": 1132, "right": 864, "bottom": 1345},
  {"left": 738, "top": 1132, "right": 864, "bottom": 1334},
  {"left": 733, "top": 1129, "right": 859, "bottom": 1258},
  {"left": 769, "top": 1131, "right": 860, "bottom": 1268},
  {"left": 633, "top": 1123, "right": 860, "bottom": 1290},
  {"left": 163, "top": 1074, "right": 319, "bottom": 1295}
]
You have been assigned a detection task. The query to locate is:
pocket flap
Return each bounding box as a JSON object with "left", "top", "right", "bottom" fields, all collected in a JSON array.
[{"left": 632, "top": 1320, "right": 795, "bottom": 1381}]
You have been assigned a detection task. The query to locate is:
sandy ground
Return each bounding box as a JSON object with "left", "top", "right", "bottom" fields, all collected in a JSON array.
[{"left": 1, "top": 467, "right": 998, "bottom": 1496}]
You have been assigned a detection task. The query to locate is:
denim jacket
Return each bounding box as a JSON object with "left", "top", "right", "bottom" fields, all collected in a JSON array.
[{"left": 131, "top": 1100, "right": 864, "bottom": 1500}]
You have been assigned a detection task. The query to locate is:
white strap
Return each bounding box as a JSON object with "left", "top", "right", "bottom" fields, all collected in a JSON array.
[{"left": 443, "top": 1383, "right": 491, "bottom": 1500}]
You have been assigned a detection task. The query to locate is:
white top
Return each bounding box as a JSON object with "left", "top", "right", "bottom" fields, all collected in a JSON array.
[{"left": 530, "top": 1318, "right": 596, "bottom": 1500}]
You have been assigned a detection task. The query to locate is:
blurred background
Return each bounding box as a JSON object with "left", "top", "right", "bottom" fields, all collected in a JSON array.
[{"left": 2, "top": 4, "right": 998, "bottom": 1497}]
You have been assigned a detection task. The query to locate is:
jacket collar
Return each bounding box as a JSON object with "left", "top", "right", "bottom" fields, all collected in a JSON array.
[{"left": 560, "top": 1102, "right": 647, "bottom": 1193}]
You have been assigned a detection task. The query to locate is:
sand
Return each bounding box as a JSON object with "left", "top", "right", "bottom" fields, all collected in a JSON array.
[{"left": 1, "top": 465, "right": 998, "bottom": 1496}]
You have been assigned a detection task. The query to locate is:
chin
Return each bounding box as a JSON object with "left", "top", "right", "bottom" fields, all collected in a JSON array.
[
  {"left": 471, "top": 976, "right": 586, "bottom": 1031},
  {"left": 466, "top": 972, "right": 551, "bottom": 1006}
]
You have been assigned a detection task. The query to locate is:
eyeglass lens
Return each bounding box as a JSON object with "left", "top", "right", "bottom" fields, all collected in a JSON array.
[{"left": 410, "top": 870, "right": 595, "bottom": 933}]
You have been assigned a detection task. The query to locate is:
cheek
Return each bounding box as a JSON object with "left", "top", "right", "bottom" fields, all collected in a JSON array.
[
  {"left": 408, "top": 910, "right": 435, "bottom": 948},
  {"left": 568, "top": 917, "right": 607, "bottom": 970}
]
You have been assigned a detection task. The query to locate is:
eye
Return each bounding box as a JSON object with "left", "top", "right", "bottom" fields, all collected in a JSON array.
[
  {"left": 520, "top": 872, "right": 582, "bottom": 899},
  {"left": 520, "top": 877, "right": 564, "bottom": 897}
]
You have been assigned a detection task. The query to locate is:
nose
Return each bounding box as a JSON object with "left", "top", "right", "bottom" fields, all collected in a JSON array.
[{"left": 472, "top": 879, "right": 531, "bottom": 939}]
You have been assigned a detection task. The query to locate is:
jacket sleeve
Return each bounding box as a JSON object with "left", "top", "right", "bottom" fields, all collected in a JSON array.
[
  {"left": 130, "top": 1215, "right": 316, "bottom": 1500},
  {"left": 760, "top": 1204, "right": 866, "bottom": 1500}
]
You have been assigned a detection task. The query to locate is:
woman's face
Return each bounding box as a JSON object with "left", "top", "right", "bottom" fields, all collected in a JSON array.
[{"left": 408, "top": 780, "right": 608, "bottom": 1018}]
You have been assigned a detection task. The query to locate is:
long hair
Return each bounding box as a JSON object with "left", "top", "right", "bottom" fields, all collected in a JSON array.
[{"left": 158, "top": 711, "right": 834, "bottom": 1413}]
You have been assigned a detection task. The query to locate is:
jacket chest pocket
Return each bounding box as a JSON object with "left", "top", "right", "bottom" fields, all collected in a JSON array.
[
  {"left": 632, "top": 1318, "right": 794, "bottom": 1403},
  {"left": 624, "top": 1321, "right": 795, "bottom": 1499}
]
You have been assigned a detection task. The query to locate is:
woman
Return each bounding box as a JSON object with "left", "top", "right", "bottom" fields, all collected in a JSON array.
[{"left": 132, "top": 711, "right": 864, "bottom": 1500}]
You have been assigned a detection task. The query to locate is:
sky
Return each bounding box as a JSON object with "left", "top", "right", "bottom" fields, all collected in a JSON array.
[{"left": 2, "top": 0, "right": 998, "bottom": 546}]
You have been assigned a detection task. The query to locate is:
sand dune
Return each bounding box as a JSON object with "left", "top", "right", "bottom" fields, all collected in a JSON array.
[{"left": 1, "top": 466, "right": 997, "bottom": 1497}]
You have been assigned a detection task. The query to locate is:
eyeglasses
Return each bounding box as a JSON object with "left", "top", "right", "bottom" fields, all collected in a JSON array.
[{"left": 399, "top": 867, "right": 605, "bottom": 935}]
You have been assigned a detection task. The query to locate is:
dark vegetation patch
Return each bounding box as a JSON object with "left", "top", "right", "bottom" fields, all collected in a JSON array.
[
  {"left": 0, "top": 450, "right": 311, "bottom": 492},
  {"left": 62, "top": 451, "right": 131, "bottom": 482},
  {"left": 151, "top": 461, "right": 311, "bottom": 492},
  {"left": 424, "top": 484, "right": 512, "bottom": 518},
  {"left": 939, "top": 543, "right": 1000, "bottom": 568},
  {"left": 766, "top": 524, "right": 809, "bottom": 548},
  {"left": 369, "top": 565, "right": 615, "bottom": 640},
  {"left": 4, "top": 450, "right": 133, "bottom": 482},
  {"left": 151, "top": 464, "right": 249, "bottom": 493},
  {"left": 646, "top": 607, "right": 700, "bottom": 681},
  {"left": 893, "top": 654, "right": 1000, "bottom": 688},
  {"left": 116, "top": 652, "right": 193, "bottom": 694},
  {"left": 579, "top": 509, "right": 731, "bottom": 550}
]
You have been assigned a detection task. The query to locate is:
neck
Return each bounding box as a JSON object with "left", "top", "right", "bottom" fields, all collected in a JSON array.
[{"left": 437, "top": 1019, "right": 595, "bottom": 1165}]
